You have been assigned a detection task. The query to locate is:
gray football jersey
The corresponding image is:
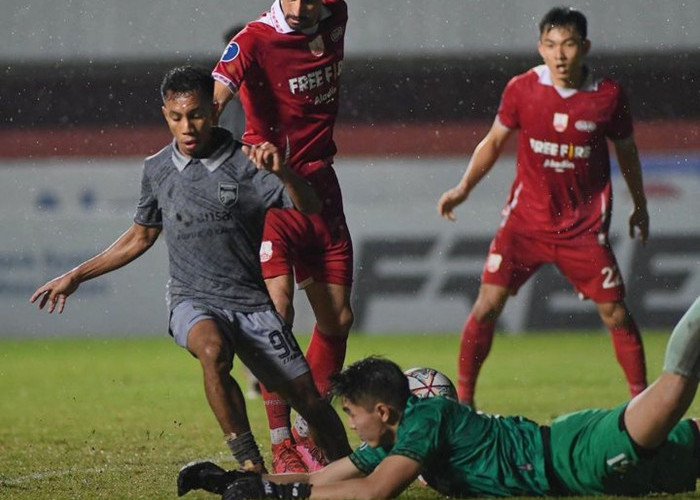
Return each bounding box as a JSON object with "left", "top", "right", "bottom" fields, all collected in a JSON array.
[{"left": 134, "top": 128, "right": 293, "bottom": 312}]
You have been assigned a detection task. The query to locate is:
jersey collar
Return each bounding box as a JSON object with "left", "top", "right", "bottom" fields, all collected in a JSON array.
[
  {"left": 171, "top": 128, "right": 235, "bottom": 172},
  {"left": 533, "top": 64, "right": 599, "bottom": 98},
  {"left": 266, "top": 0, "right": 331, "bottom": 35}
]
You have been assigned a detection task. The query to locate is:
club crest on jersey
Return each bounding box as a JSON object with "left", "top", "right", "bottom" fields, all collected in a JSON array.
[
  {"left": 486, "top": 253, "right": 502, "bottom": 273},
  {"left": 218, "top": 182, "right": 238, "bottom": 207},
  {"left": 221, "top": 41, "right": 240, "bottom": 63},
  {"left": 260, "top": 241, "right": 273, "bottom": 262},
  {"left": 553, "top": 112, "right": 569, "bottom": 132},
  {"left": 309, "top": 35, "right": 325, "bottom": 57}
]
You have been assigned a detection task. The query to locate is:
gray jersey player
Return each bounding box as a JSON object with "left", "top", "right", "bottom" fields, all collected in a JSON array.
[{"left": 30, "top": 66, "right": 351, "bottom": 473}]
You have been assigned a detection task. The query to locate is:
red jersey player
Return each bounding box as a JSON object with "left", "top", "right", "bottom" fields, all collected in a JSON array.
[
  {"left": 212, "top": 0, "right": 353, "bottom": 473},
  {"left": 437, "top": 6, "right": 650, "bottom": 407}
]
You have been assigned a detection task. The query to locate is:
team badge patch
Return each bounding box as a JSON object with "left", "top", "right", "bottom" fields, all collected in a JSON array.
[
  {"left": 218, "top": 182, "right": 238, "bottom": 207},
  {"left": 221, "top": 41, "right": 240, "bottom": 63},
  {"left": 575, "top": 120, "right": 597, "bottom": 132},
  {"left": 486, "top": 253, "right": 503, "bottom": 273},
  {"left": 553, "top": 112, "right": 569, "bottom": 132},
  {"left": 260, "top": 241, "right": 273, "bottom": 262},
  {"left": 309, "top": 35, "right": 325, "bottom": 57}
]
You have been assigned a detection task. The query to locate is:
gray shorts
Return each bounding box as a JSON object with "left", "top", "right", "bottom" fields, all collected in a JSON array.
[{"left": 169, "top": 301, "right": 309, "bottom": 391}]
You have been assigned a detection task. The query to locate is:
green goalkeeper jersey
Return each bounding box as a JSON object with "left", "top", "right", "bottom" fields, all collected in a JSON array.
[{"left": 349, "top": 395, "right": 550, "bottom": 497}]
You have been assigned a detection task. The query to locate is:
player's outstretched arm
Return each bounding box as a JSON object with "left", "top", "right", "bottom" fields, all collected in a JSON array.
[
  {"left": 222, "top": 455, "right": 419, "bottom": 500},
  {"left": 308, "top": 455, "right": 420, "bottom": 500},
  {"left": 29, "top": 223, "right": 161, "bottom": 314},
  {"left": 246, "top": 141, "right": 322, "bottom": 214},
  {"left": 437, "top": 119, "right": 512, "bottom": 221},
  {"left": 613, "top": 136, "right": 649, "bottom": 245}
]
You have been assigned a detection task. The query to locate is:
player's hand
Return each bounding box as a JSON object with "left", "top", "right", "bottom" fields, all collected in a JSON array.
[
  {"left": 628, "top": 204, "right": 649, "bottom": 246},
  {"left": 437, "top": 186, "right": 469, "bottom": 222},
  {"left": 222, "top": 476, "right": 311, "bottom": 500},
  {"left": 29, "top": 273, "right": 80, "bottom": 314},
  {"left": 244, "top": 142, "right": 283, "bottom": 175}
]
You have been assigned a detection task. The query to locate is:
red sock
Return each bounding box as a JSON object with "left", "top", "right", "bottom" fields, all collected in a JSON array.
[
  {"left": 260, "top": 385, "right": 291, "bottom": 434},
  {"left": 457, "top": 314, "right": 495, "bottom": 404},
  {"left": 305, "top": 325, "right": 347, "bottom": 396},
  {"left": 610, "top": 318, "right": 647, "bottom": 397}
]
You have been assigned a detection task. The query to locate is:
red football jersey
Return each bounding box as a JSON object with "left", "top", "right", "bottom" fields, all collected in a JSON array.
[
  {"left": 213, "top": 0, "right": 347, "bottom": 176},
  {"left": 496, "top": 65, "right": 634, "bottom": 242}
]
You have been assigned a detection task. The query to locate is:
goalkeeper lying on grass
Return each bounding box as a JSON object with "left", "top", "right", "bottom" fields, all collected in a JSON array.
[{"left": 179, "top": 297, "right": 700, "bottom": 499}]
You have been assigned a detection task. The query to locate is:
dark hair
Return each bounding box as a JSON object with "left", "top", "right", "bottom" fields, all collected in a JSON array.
[
  {"left": 539, "top": 6, "right": 587, "bottom": 40},
  {"left": 330, "top": 356, "right": 411, "bottom": 412},
  {"left": 160, "top": 65, "right": 214, "bottom": 103},
  {"left": 223, "top": 24, "right": 246, "bottom": 44}
]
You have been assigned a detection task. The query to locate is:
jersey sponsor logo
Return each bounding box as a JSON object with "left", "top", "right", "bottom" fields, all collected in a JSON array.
[
  {"left": 575, "top": 120, "right": 597, "bottom": 132},
  {"left": 330, "top": 26, "right": 344, "bottom": 42},
  {"left": 553, "top": 112, "right": 569, "bottom": 132},
  {"left": 543, "top": 159, "right": 575, "bottom": 171},
  {"left": 309, "top": 34, "right": 325, "bottom": 57},
  {"left": 288, "top": 61, "right": 343, "bottom": 95},
  {"left": 529, "top": 138, "right": 591, "bottom": 165},
  {"left": 221, "top": 41, "right": 240, "bottom": 63},
  {"left": 486, "top": 253, "right": 502, "bottom": 273},
  {"left": 218, "top": 182, "right": 238, "bottom": 207},
  {"left": 260, "top": 240, "right": 273, "bottom": 262}
]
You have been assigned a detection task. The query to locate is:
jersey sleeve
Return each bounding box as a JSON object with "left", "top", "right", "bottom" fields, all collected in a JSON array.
[
  {"left": 348, "top": 442, "right": 389, "bottom": 475},
  {"left": 212, "top": 26, "right": 258, "bottom": 93},
  {"left": 606, "top": 85, "right": 634, "bottom": 141},
  {"left": 252, "top": 168, "right": 294, "bottom": 210},
  {"left": 496, "top": 76, "right": 521, "bottom": 130},
  {"left": 133, "top": 165, "right": 162, "bottom": 227},
  {"left": 389, "top": 403, "right": 442, "bottom": 464}
]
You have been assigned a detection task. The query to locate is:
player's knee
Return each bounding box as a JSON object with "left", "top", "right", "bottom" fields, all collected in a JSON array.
[
  {"left": 196, "top": 341, "right": 232, "bottom": 373},
  {"left": 598, "top": 301, "right": 629, "bottom": 328},
  {"left": 472, "top": 298, "right": 504, "bottom": 322},
  {"left": 317, "top": 305, "right": 353, "bottom": 336},
  {"left": 336, "top": 305, "right": 354, "bottom": 334}
]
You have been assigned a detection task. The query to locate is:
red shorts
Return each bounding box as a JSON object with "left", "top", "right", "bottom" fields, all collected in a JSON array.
[
  {"left": 481, "top": 226, "right": 625, "bottom": 303},
  {"left": 260, "top": 164, "right": 353, "bottom": 287}
]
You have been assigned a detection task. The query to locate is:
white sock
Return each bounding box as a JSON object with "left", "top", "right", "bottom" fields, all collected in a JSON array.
[
  {"left": 270, "top": 427, "right": 292, "bottom": 445},
  {"left": 293, "top": 415, "right": 310, "bottom": 439}
]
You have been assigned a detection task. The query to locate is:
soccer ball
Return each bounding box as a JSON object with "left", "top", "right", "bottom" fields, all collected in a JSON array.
[{"left": 404, "top": 367, "right": 458, "bottom": 401}]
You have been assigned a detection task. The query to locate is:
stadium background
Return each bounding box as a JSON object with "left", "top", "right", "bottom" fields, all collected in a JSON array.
[{"left": 1, "top": 0, "right": 698, "bottom": 337}]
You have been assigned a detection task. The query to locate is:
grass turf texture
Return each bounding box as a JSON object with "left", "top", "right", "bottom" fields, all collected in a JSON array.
[{"left": 1, "top": 331, "right": 698, "bottom": 500}]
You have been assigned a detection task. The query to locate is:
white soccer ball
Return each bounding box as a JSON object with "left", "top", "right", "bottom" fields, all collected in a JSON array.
[{"left": 404, "top": 367, "right": 458, "bottom": 401}]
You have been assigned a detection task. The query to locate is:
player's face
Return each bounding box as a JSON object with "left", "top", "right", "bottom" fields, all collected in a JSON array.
[
  {"left": 161, "top": 90, "right": 214, "bottom": 158},
  {"left": 537, "top": 26, "right": 590, "bottom": 88},
  {"left": 341, "top": 397, "right": 393, "bottom": 448},
  {"left": 280, "top": 0, "right": 323, "bottom": 31}
]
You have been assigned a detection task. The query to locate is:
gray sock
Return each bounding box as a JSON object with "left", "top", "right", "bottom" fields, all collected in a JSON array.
[{"left": 663, "top": 297, "right": 700, "bottom": 380}]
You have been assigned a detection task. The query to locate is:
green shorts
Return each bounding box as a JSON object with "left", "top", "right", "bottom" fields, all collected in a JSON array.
[{"left": 549, "top": 404, "right": 698, "bottom": 496}]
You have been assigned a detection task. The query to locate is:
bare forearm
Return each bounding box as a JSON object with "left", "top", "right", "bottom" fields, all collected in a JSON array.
[
  {"left": 458, "top": 135, "right": 503, "bottom": 194},
  {"left": 310, "top": 479, "right": 387, "bottom": 500},
  {"left": 214, "top": 81, "right": 235, "bottom": 123},
  {"left": 616, "top": 141, "right": 647, "bottom": 208},
  {"left": 69, "top": 225, "right": 159, "bottom": 283}
]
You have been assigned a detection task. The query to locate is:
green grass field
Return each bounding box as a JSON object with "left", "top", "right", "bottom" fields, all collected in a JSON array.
[{"left": 1, "top": 331, "right": 699, "bottom": 500}]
